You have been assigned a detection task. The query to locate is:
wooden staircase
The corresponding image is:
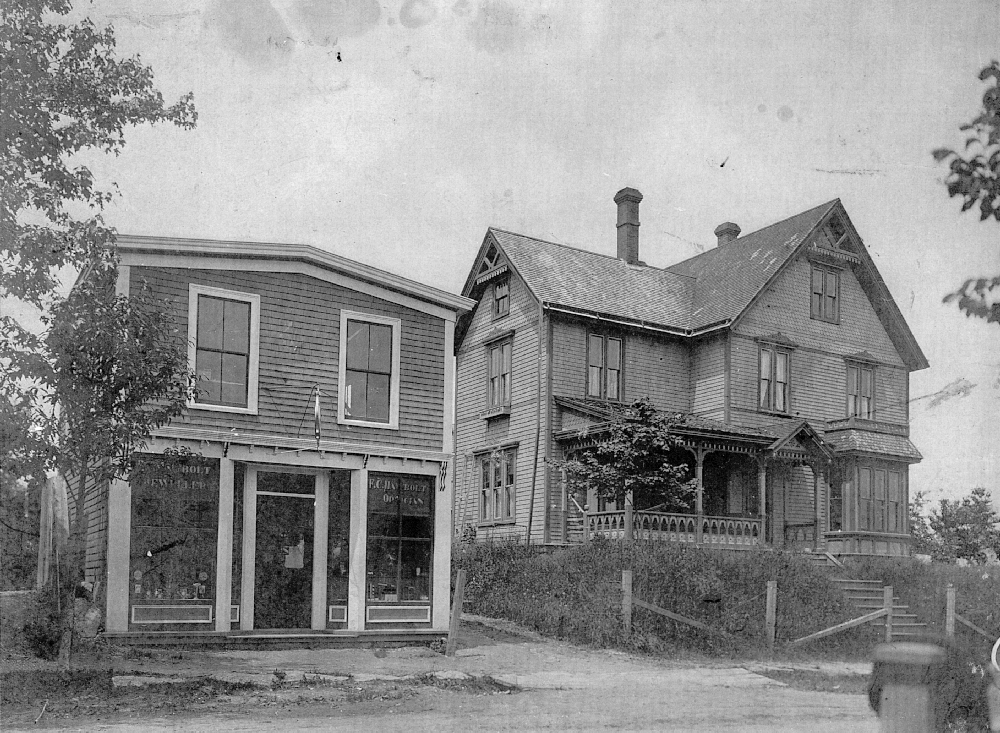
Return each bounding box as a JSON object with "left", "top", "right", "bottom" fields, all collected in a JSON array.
[{"left": 802, "top": 551, "right": 928, "bottom": 641}]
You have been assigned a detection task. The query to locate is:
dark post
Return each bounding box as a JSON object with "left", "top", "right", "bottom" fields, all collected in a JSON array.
[
  {"left": 872, "top": 642, "right": 946, "bottom": 732},
  {"left": 622, "top": 570, "right": 633, "bottom": 634},
  {"left": 446, "top": 569, "right": 466, "bottom": 657}
]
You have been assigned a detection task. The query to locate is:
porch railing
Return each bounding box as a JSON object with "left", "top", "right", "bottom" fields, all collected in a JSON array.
[{"left": 587, "top": 510, "right": 762, "bottom": 548}]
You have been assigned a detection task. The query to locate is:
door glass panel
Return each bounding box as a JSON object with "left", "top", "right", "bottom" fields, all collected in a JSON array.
[{"left": 254, "top": 474, "right": 314, "bottom": 629}]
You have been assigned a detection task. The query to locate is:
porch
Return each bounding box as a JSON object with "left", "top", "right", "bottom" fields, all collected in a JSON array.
[{"left": 584, "top": 507, "right": 763, "bottom": 548}]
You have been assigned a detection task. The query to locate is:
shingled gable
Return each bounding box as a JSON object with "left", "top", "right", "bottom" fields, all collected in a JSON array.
[{"left": 460, "top": 199, "right": 928, "bottom": 371}]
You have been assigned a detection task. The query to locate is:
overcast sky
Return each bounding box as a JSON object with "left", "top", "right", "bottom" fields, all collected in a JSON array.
[{"left": 52, "top": 0, "right": 1000, "bottom": 506}]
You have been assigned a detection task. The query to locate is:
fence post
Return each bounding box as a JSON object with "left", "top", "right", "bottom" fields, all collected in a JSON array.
[
  {"left": 883, "top": 586, "right": 894, "bottom": 643},
  {"left": 945, "top": 585, "right": 955, "bottom": 640},
  {"left": 765, "top": 580, "right": 777, "bottom": 654},
  {"left": 624, "top": 502, "right": 634, "bottom": 546},
  {"left": 446, "top": 569, "right": 466, "bottom": 657},
  {"left": 622, "top": 570, "right": 633, "bottom": 634},
  {"left": 582, "top": 506, "right": 590, "bottom": 544}
]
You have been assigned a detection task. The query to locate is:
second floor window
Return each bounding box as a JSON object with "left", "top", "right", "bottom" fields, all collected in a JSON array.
[
  {"left": 487, "top": 340, "right": 511, "bottom": 409},
  {"left": 811, "top": 264, "right": 840, "bottom": 323},
  {"left": 480, "top": 449, "right": 515, "bottom": 522},
  {"left": 587, "top": 334, "right": 622, "bottom": 400},
  {"left": 759, "top": 346, "right": 789, "bottom": 413},
  {"left": 493, "top": 281, "right": 509, "bottom": 318},
  {"left": 339, "top": 311, "right": 401, "bottom": 428},
  {"left": 188, "top": 284, "right": 260, "bottom": 413},
  {"left": 846, "top": 363, "right": 874, "bottom": 419}
]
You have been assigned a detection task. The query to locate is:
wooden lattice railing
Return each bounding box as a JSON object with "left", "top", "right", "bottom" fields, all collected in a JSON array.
[{"left": 587, "top": 510, "right": 762, "bottom": 547}]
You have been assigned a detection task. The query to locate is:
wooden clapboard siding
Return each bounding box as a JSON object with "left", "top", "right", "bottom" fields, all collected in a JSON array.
[
  {"left": 550, "top": 316, "right": 689, "bottom": 412},
  {"left": 64, "top": 466, "right": 107, "bottom": 585},
  {"left": 132, "top": 266, "right": 445, "bottom": 451},
  {"left": 783, "top": 464, "right": 821, "bottom": 527},
  {"left": 454, "top": 267, "right": 545, "bottom": 544},
  {"left": 874, "top": 366, "right": 907, "bottom": 424},
  {"left": 737, "top": 255, "right": 905, "bottom": 367},
  {"left": 691, "top": 334, "right": 726, "bottom": 420}
]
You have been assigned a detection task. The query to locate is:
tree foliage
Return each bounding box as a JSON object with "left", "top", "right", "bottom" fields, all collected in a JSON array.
[
  {"left": 910, "top": 487, "right": 1000, "bottom": 565},
  {"left": 561, "top": 398, "right": 696, "bottom": 511},
  {"left": 932, "top": 61, "right": 1000, "bottom": 324}
]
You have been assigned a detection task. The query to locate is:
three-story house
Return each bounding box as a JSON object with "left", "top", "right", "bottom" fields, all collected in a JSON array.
[{"left": 454, "top": 189, "right": 927, "bottom": 558}]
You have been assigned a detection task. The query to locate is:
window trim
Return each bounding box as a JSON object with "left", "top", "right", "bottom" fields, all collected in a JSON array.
[
  {"left": 586, "top": 333, "right": 624, "bottom": 401},
  {"left": 493, "top": 280, "right": 510, "bottom": 319},
  {"left": 758, "top": 344, "right": 791, "bottom": 414},
  {"left": 337, "top": 310, "right": 402, "bottom": 430},
  {"left": 187, "top": 284, "right": 261, "bottom": 415},
  {"left": 810, "top": 263, "right": 840, "bottom": 324},
  {"left": 486, "top": 338, "right": 512, "bottom": 411},
  {"left": 478, "top": 448, "right": 516, "bottom": 524},
  {"left": 845, "top": 361, "right": 876, "bottom": 419}
]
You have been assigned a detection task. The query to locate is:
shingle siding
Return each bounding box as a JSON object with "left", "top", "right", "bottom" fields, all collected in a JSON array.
[{"left": 133, "top": 266, "right": 446, "bottom": 451}]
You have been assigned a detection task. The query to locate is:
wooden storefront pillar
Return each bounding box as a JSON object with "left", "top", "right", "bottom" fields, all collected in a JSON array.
[
  {"left": 105, "top": 478, "right": 131, "bottom": 633},
  {"left": 311, "top": 471, "right": 330, "bottom": 630},
  {"left": 214, "top": 458, "right": 234, "bottom": 632},
  {"left": 347, "top": 468, "right": 368, "bottom": 632}
]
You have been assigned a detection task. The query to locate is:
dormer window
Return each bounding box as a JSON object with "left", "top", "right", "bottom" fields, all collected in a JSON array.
[{"left": 493, "top": 281, "right": 509, "bottom": 318}]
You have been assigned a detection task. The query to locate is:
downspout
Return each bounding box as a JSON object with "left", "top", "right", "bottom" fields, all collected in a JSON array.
[{"left": 526, "top": 300, "right": 544, "bottom": 545}]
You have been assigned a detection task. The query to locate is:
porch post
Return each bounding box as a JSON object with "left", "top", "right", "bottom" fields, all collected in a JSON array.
[
  {"left": 695, "top": 448, "right": 706, "bottom": 545},
  {"left": 214, "top": 458, "right": 234, "bottom": 632},
  {"left": 812, "top": 464, "right": 821, "bottom": 551},
  {"left": 757, "top": 456, "right": 767, "bottom": 546}
]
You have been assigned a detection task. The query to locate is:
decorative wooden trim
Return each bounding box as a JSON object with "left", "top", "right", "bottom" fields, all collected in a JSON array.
[
  {"left": 366, "top": 605, "right": 432, "bottom": 624},
  {"left": 479, "top": 405, "right": 511, "bottom": 420}
]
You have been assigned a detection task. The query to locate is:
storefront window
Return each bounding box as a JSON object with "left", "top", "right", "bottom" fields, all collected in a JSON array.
[
  {"left": 327, "top": 470, "right": 351, "bottom": 626},
  {"left": 129, "top": 453, "right": 218, "bottom": 627},
  {"left": 366, "top": 473, "right": 433, "bottom": 604}
]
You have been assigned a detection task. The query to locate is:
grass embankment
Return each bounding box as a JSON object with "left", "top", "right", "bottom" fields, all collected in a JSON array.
[{"left": 454, "top": 539, "right": 877, "bottom": 658}]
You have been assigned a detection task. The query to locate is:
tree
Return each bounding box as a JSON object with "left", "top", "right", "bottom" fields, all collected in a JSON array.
[
  {"left": 561, "top": 398, "right": 696, "bottom": 511},
  {"left": 1, "top": 0, "right": 196, "bottom": 653},
  {"left": 932, "top": 61, "right": 1000, "bottom": 324},
  {"left": 912, "top": 487, "right": 1000, "bottom": 564}
]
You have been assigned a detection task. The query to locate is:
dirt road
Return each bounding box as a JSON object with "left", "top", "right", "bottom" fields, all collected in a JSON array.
[{"left": 4, "top": 617, "right": 879, "bottom": 731}]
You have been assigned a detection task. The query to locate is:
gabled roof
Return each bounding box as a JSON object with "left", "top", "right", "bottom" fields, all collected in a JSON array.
[
  {"left": 488, "top": 229, "right": 695, "bottom": 332},
  {"left": 463, "top": 199, "right": 928, "bottom": 370},
  {"left": 664, "top": 200, "right": 836, "bottom": 330}
]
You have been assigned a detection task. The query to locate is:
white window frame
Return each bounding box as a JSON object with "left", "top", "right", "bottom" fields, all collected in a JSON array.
[
  {"left": 337, "top": 310, "right": 402, "bottom": 430},
  {"left": 187, "top": 284, "right": 260, "bottom": 415}
]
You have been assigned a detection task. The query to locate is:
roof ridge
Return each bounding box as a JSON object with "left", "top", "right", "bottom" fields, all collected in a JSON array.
[{"left": 666, "top": 198, "right": 840, "bottom": 271}]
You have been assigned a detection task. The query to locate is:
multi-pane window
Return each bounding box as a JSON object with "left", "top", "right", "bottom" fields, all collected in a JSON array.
[
  {"left": 846, "top": 363, "right": 874, "bottom": 419},
  {"left": 811, "top": 264, "right": 839, "bottom": 322},
  {"left": 339, "top": 311, "right": 400, "bottom": 428},
  {"left": 857, "top": 465, "right": 905, "bottom": 533},
  {"left": 587, "top": 334, "right": 622, "bottom": 400},
  {"left": 493, "top": 281, "right": 510, "bottom": 318},
  {"left": 487, "top": 340, "right": 512, "bottom": 409},
  {"left": 188, "top": 285, "right": 259, "bottom": 412},
  {"left": 366, "top": 473, "right": 433, "bottom": 603},
  {"left": 479, "top": 449, "right": 515, "bottom": 523},
  {"left": 759, "top": 346, "right": 789, "bottom": 413}
]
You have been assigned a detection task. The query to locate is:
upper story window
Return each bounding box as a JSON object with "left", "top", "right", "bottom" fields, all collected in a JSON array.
[
  {"left": 487, "top": 339, "right": 512, "bottom": 409},
  {"left": 846, "top": 362, "right": 874, "bottom": 419},
  {"left": 810, "top": 264, "right": 840, "bottom": 323},
  {"left": 187, "top": 284, "right": 260, "bottom": 414},
  {"left": 338, "top": 311, "right": 401, "bottom": 429},
  {"left": 759, "top": 345, "right": 789, "bottom": 413},
  {"left": 587, "top": 334, "right": 622, "bottom": 401},
  {"left": 493, "top": 281, "right": 510, "bottom": 318},
  {"left": 479, "top": 448, "right": 515, "bottom": 523}
]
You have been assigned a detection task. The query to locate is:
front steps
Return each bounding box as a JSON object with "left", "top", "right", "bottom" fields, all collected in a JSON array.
[{"left": 828, "top": 577, "right": 928, "bottom": 641}]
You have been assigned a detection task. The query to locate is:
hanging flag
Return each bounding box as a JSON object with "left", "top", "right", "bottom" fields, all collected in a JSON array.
[{"left": 314, "top": 386, "right": 322, "bottom": 449}]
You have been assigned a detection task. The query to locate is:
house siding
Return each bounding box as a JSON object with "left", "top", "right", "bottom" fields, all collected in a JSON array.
[
  {"left": 132, "top": 266, "right": 445, "bottom": 451},
  {"left": 691, "top": 334, "right": 726, "bottom": 421},
  {"left": 454, "top": 267, "right": 544, "bottom": 544}
]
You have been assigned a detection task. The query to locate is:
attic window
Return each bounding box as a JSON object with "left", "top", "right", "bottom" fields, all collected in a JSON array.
[{"left": 478, "top": 245, "right": 502, "bottom": 276}]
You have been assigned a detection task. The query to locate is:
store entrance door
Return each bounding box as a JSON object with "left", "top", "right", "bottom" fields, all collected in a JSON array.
[{"left": 252, "top": 471, "right": 316, "bottom": 629}]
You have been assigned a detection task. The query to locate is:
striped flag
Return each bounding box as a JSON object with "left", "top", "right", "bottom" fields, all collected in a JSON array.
[{"left": 314, "top": 387, "right": 322, "bottom": 449}]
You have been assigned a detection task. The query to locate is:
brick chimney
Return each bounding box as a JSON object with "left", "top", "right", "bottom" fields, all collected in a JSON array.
[
  {"left": 614, "top": 187, "right": 642, "bottom": 265},
  {"left": 714, "top": 221, "right": 741, "bottom": 246}
]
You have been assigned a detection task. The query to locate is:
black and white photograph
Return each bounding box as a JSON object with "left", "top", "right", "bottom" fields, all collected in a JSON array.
[{"left": 2, "top": 1, "right": 999, "bottom": 730}]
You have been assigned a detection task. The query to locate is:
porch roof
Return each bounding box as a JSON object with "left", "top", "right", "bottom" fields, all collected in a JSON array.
[{"left": 824, "top": 429, "right": 923, "bottom": 462}]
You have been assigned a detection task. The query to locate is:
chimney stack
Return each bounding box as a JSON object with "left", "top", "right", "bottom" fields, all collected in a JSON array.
[
  {"left": 614, "top": 188, "right": 642, "bottom": 265},
  {"left": 714, "top": 221, "right": 741, "bottom": 247}
]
